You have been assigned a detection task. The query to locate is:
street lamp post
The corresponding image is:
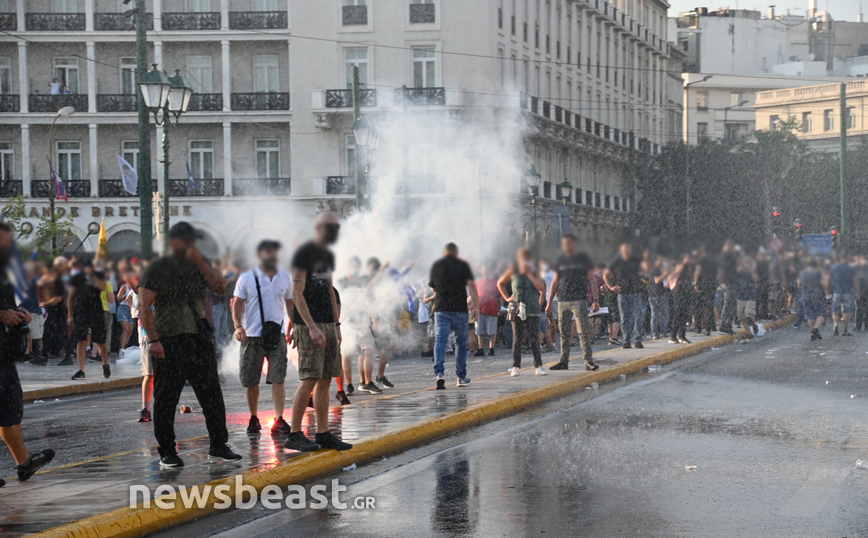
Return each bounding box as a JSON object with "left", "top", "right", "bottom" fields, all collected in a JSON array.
[
  {"left": 352, "top": 115, "right": 379, "bottom": 213},
  {"left": 525, "top": 165, "right": 541, "bottom": 256},
  {"left": 46, "top": 105, "right": 75, "bottom": 253},
  {"left": 557, "top": 179, "right": 573, "bottom": 240},
  {"left": 139, "top": 65, "right": 194, "bottom": 253},
  {"left": 464, "top": 148, "right": 490, "bottom": 254},
  {"left": 723, "top": 99, "right": 750, "bottom": 140},
  {"left": 683, "top": 74, "right": 713, "bottom": 235}
]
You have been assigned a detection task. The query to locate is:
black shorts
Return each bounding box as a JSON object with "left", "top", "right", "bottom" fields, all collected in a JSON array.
[
  {"left": 73, "top": 313, "right": 106, "bottom": 344},
  {"left": 0, "top": 363, "right": 23, "bottom": 427}
]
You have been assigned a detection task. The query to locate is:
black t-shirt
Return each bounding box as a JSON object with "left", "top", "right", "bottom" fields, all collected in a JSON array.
[
  {"left": 608, "top": 256, "right": 644, "bottom": 295},
  {"left": 696, "top": 256, "right": 718, "bottom": 283},
  {"left": 69, "top": 272, "right": 103, "bottom": 317},
  {"left": 0, "top": 278, "right": 22, "bottom": 364},
  {"left": 429, "top": 255, "right": 474, "bottom": 313},
  {"left": 649, "top": 266, "right": 665, "bottom": 298},
  {"left": 555, "top": 253, "right": 594, "bottom": 302},
  {"left": 139, "top": 253, "right": 208, "bottom": 338},
  {"left": 718, "top": 251, "right": 740, "bottom": 285},
  {"left": 291, "top": 241, "right": 336, "bottom": 324}
]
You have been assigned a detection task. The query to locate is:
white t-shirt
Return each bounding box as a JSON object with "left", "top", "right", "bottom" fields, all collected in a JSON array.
[
  {"left": 49, "top": 82, "right": 62, "bottom": 95},
  {"left": 234, "top": 268, "right": 293, "bottom": 337}
]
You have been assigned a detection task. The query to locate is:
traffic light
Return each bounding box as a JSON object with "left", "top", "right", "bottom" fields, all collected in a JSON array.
[
  {"left": 773, "top": 209, "right": 782, "bottom": 218},
  {"left": 772, "top": 208, "right": 782, "bottom": 237},
  {"left": 831, "top": 227, "right": 839, "bottom": 249},
  {"left": 795, "top": 220, "right": 803, "bottom": 239}
]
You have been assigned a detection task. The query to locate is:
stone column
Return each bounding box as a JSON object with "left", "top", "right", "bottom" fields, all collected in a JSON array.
[
  {"left": 17, "top": 42, "right": 27, "bottom": 113},
  {"left": 89, "top": 124, "right": 99, "bottom": 196},
  {"left": 21, "top": 125, "right": 30, "bottom": 196},
  {"left": 85, "top": 0, "right": 94, "bottom": 32},
  {"left": 221, "top": 40, "right": 230, "bottom": 110},
  {"left": 223, "top": 122, "right": 232, "bottom": 196},
  {"left": 86, "top": 42, "right": 96, "bottom": 113}
]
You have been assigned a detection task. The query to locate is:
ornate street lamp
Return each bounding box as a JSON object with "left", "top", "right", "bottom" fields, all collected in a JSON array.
[
  {"left": 558, "top": 179, "right": 573, "bottom": 204},
  {"left": 525, "top": 165, "right": 541, "bottom": 255},
  {"left": 352, "top": 115, "right": 379, "bottom": 211}
]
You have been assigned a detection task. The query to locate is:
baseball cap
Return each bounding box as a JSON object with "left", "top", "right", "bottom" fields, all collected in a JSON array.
[
  {"left": 257, "top": 239, "right": 282, "bottom": 252},
  {"left": 168, "top": 221, "right": 202, "bottom": 242}
]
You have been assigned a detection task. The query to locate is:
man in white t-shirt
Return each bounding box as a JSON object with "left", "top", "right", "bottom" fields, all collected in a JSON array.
[
  {"left": 49, "top": 78, "right": 62, "bottom": 95},
  {"left": 232, "top": 240, "right": 294, "bottom": 435}
]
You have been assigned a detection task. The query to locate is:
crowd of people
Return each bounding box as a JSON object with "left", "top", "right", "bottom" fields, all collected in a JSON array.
[{"left": 3, "top": 212, "right": 867, "bottom": 478}]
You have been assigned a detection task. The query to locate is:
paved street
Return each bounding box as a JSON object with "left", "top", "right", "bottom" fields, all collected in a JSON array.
[{"left": 160, "top": 326, "right": 868, "bottom": 538}]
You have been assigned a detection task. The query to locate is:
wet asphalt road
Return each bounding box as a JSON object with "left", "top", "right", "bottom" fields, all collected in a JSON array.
[{"left": 160, "top": 326, "right": 868, "bottom": 538}]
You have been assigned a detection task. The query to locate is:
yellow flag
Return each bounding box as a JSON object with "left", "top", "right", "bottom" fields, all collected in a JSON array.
[{"left": 95, "top": 217, "right": 108, "bottom": 261}]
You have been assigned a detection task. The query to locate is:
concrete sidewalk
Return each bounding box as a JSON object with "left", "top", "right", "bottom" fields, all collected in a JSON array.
[
  {"left": 17, "top": 358, "right": 143, "bottom": 401},
  {"left": 5, "top": 328, "right": 779, "bottom": 538}
]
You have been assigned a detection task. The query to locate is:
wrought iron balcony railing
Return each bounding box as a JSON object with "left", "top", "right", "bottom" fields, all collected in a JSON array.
[
  {"left": 96, "top": 94, "right": 138, "bottom": 113},
  {"left": 186, "top": 94, "right": 223, "bottom": 112},
  {"left": 324, "top": 89, "right": 377, "bottom": 108},
  {"left": 409, "top": 3, "right": 435, "bottom": 24},
  {"left": 32, "top": 180, "right": 91, "bottom": 198},
  {"left": 94, "top": 12, "right": 153, "bottom": 31},
  {"left": 0, "top": 13, "right": 16, "bottom": 31},
  {"left": 98, "top": 179, "right": 138, "bottom": 197},
  {"left": 394, "top": 175, "right": 445, "bottom": 194},
  {"left": 342, "top": 5, "right": 367, "bottom": 25},
  {"left": 162, "top": 12, "right": 221, "bottom": 31},
  {"left": 393, "top": 87, "right": 446, "bottom": 106},
  {"left": 168, "top": 178, "right": 224, "bottom": 197},
  {"left": 228, "top": 11, "right": 287, "bottom": 29},
  {"left": 0, "top": 95, "right": 20, "bottom": 113},
  {"left": 25, "top": 13, "right": 86, "bottom": 31},
  {"left": 232, "top": 178, "right": 291, "bottom": 196},
  {"left": 230, "top": 93, "right": 289, "bottom": 111},
  {"left": 0, "top": 181, "right": 22, "bottom": 198},
  {"left": 29, "top": 94, "right": 88, "bottom": 113},
  {"left": 326, "top": 176, "right": 356, "bottom": 195}
]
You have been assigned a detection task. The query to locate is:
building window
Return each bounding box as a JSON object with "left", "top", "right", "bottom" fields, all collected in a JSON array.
[
  {"left": 823, "top": 110, "right": 833, "bottom": 132},
  {"left": 697, "top": 122, "right": 708, "bottom": 139},
  {"left": 613, "top": 196, "right": 620, "bottom": 211},
  {"left": 189, "top": 141, "right": 214, "bottom": 179},
  {"left": 585, "top": 190, "right": 592, "bottom": 205},
  {"left": 255, "top": 140, "right": 280, "bottom": 178},
  {"left": 846, "top": 106, "right": 856, "bottom": 129},
  {"left": 120, "top": 57, "right": 136, "bottom": 95},
  {"left": 346, "top": 135, "right": 358, "bottom": 178},
  {"left": 730, "top": 92, "right": 743, "bottom": 107},
  {"left": 253, "top": 0, "right": 278, "bottom": 10},
  {"left": 253, "top": 55, "right": 279, "bottom": 93},
  {"left": 696, "top": 90, "right": 708, "bottom": 112},
  {"left": 594, "top": 192, "right": 601, "bottom": 207},
  {"left": 410, "top": 0, "right": 435, "bottom": 24},
  {"left": 801, "top": 112, "right": 812, "bottom": 133},
  {"left": 52, "top": 0, "right": 78, "bottom": 13},
  {"left": 122, "top": 141, "right": 139, "bottom": 171},
  {"left": 186, "top": 56, "right": 213, "bottom": 94},
  {"left": 413, "top": 47, "right": 436, "bottom": 88},
  {"left": 0, "top": 58, "right": 10, "bottom": 95},
  {"left": 185, "top": 0, "right": 211, "bottom": 11},
  {"left": 523, "top": 21, "right": 528, "bottom": 41},
  {"left": 604, "top": 195, "right": 611, "bottom": 209},
  {"left": 342, "top": 0, "right": 368, "bottom": 26},
  {"left": 0, "top": 142, "right": 13, "bottom": 181},
  {"left": 57, "top": 141, "right": 81, "bottom": 181},
  {"left": 498, "top": 6, "right": 502, "bottom": 29},
  {"left": 725, "top": 123, "right": 744, "bottom": 140},
  {"left": 345, "top": 48, "right": 369, "bottom": 88},
  {"left": 54, "top": 58, "right": 80, "bottom": 94}
]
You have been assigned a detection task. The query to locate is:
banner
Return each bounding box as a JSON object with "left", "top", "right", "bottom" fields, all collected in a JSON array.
[{"left": 117, "top": 155, "right": 138, "bottom": 195}]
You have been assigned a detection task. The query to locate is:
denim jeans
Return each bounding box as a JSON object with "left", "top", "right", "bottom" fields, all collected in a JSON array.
[
  {"left": 434, "top": 311, "right": 469, "bottom": 380},
  {"left": 617, "top": 293, "right": 644, "bottom": 344},
  {"left": 649, "top": 296, "right": 670, "bottom": 337}
]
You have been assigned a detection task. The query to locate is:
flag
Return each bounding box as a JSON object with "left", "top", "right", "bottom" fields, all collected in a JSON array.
[
  {"left": 185, "top": 152, "right": 195, "bottom": 190},
  {"left": 0, "top": 212, "right": 39, "bottom": 312},
  {"left": 51, "top": 170, "right": 68, "bottom": 202},
  {"left": 95, "top": 217, "right": 108, "bottom": 262},
  {"left": 117, "top": 155, "right": 138, "bottom": 195}
]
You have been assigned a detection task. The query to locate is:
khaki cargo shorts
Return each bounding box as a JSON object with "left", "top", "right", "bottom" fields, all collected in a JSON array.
[
  {"left": 296, "top": 323, "right": 342, "bottom": 380},
  {"left": 239, "top": 337, "right": 288, "bottom": 387}
]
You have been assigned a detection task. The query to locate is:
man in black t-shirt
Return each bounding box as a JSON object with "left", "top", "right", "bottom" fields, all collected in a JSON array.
[
  {"left": 546, "top": 234, "right": 599, "bottom": 371},
  {"left": 68, "top": 260, "right": 110, "bottom": 380},
  {"left": 693, "top": 246, "right": 718, "bottom": 335},
  {"left": 428, "top": 242, "right": 479, "bottom": 390},
  {"left": 285, "top": 213, "right": 352, "bottom": 453},
  {"left": 604, "top": 243, "right": 646, "bottom": 349}
]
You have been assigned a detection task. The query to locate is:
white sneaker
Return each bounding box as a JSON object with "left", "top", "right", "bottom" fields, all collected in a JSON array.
[
  {"left": 535, "top": 367, "right": 547, "bottom": 376},
  {"left": 509, "top": 367, "right": 520, "bottom": 377}
]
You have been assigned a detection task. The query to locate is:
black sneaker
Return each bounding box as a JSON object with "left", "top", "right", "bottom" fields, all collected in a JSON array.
[
  {"left": 29, "top": 355, "right": 48, "bottom": 366},
  {"left": 247, "top": 415, "right": 262, "bottom": 433},
  {"left": 346, "top": 383, "right": 355, "bottom": 395},
  {"left": 435, "top": 375, "right": 445, "bottom": 390},
  {"left": 315, "top": 431, "right": 353, "bottom": 451},
  {"left": 71, "top": 370, "right": 85, "bottom": 380},
  {"left": 336, "top": 391, "right": 351, "bottom": 405},
  {"left": 138, "top": 408, "right": 151, "bottom": 423},
  {"left": 103, "top": 364, "right": 111, "bottom": 379},
  {"left": 271, "top": 417, "right": 291, "bottom": 435},
  {"left": 609, "top": 339, "right": 623, "bottom": 346},
  {"left": 623, "top": 343, "right": 632, "bottom": 349},
  {"left": 0, "top": 478, "right": 5, "bottom": 487},
  {"left": 159, "top": 453, "right": 184, "bottom": 468},
  {"left": 88, "top": 355, "right": 102, "bottom": 363},
  {"left": 679, "top": 337, "right": 692, "bottom": 344},
  {"left": 833, "top": 325, "right": 840, "bottom": 336},
  {"left": 375, "top": 376, "right": 394, "bottom": 389},
  {"left": 58, "top": 356, "right": 73, "bottom": 366},
  {"left": 360, "top": 382, "right": 382, "bottom": 394},
  {"left": 284, "top": 431, "right": 321, "bottom": 452},
  {"left": 488, "top": 348, "right": 495, "bottom": 357},
  {"left": 704, "top": 330, "right": 712, "bottom": 336},
  {"left": 473, "top": 348, "right": 485, "bottom": 357},
  {"left": 585, "top": 361, "right": 599, "bottom": 371},
  {"left": 209, "top": 444, "right": 242, "bottom": 462},
  {"left": 549, "top": 362, "right": 569, "bottom": 371},
  {"left": 634, "top": 342, "right": 644, "bottom": 349},
  {"left": 17, "top": 449, "right": 55, "bottom": 481}
]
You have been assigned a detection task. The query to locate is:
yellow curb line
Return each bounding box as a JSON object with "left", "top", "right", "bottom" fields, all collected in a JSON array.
[
  {"left": 34, "top": 317, "right": 793, "bottom": 538},
  {"left": 23, "top": 376, "right": 144, "bottom": 403}
]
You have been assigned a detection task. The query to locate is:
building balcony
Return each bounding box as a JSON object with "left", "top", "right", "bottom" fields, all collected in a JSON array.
[
  {"left": 0, "top": 95, "right": 20, "bottom": 113},
  {"left": 228, "top": 11, "right": 287, "bottom": 30},
  {"left": 186, "top": 94, "right": 223, "bottom": 112},
  {"left": 94, "top": 12, "right": 153, "bottom": 31},
  {"left": 32, "top": 180, "right": 91, "bottom": 198},
  {"left": 25, "top": 13, "right": 86, "bottom": 31},
  {"left": 326, "top": 176, "right": 356, "bottom": 195},
  {"left": 323, "top": 88, "right": 377, "bottom": 109},
  {"left": 96, "top": 94, "right": 138, "bottom": 113},
  {"left": 0, "top": 181, "right": 22, "bottom": 198},
  {"left": 393, "top": 87, "right": 446, "bottom": 106},
  {"left": 342, "top": 5, "right": 367, "bottom": 26},
  {"left": 230, "top": 93, "right": 289, "bottom": 111},
  {"left": 98, "top": 179, "right": 138, "bottom": 197},
  {"left": 29, "top": 94, "right": 88, "bottom": 113},
  {"left": 232, "top": 177, "right": 291, "bottom": 196},
  {"left": 168, "top": 179, "right": 224, "bottom": 197},
  {"left": 0, "top": 13, "right": 15, "bottom": 31},
  {"left": 409, "top": 3, "right": 435, "bottom": 24},
  {"left": 162, "top": 12, "right": 221, "bottom": 31}
]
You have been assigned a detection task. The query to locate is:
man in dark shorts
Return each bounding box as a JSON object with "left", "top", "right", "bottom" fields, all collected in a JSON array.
[
  {"left": 0, "top": 222, "right": 55, "bottom": 486},
  {"left": 138, "top": 222, "right": 241, "bottom": 468},
  {"left": 285, "top": 213, "right": 353, "bottom": 453},
  {"left": 693, "top": 246, "right": 718, "bottom": 336},
  {"left": 68, "top": 260, "right": 110, "bottom": 380},
  {"left": 546, "top": 234, "right": 599, "bottom": 371}
]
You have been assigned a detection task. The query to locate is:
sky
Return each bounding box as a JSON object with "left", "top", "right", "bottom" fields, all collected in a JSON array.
[{"left": 667, "top": 0, "right": 864, "bottom": 21}]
